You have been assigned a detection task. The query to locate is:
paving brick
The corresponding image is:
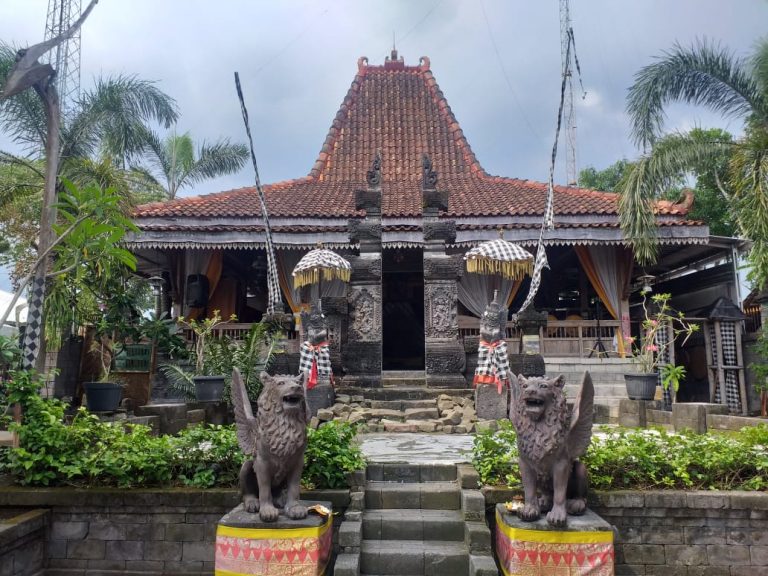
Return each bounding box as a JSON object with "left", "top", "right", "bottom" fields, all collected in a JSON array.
[
  {"left": 752, "top": 545, "right": 768, "bottom": 565},
  {"left": 664, "top": 544, "right": 708, "bottom": 565},
  {"left": 182, "top": 540, "right": 215, "bottom": 562},
  {"left": 339, "top": 521, "right": 362, "bottom": 548},
  {"left": 51, "top": 520, "right": 89, "bottom": 540},
  {"left": 461, "top": 490, "right": 486, "bottom": 520},
  {"left": 706, "top": 544, "right": 750, "bottom": 565},
  {"left": 144, "top": 541, "right": 182, "bottom": 562},
  {"left": 165, "top": 523, "right": 204, "bottom": 541},
  {"left": 685, "top": 526, "right": 726, "bottom": 545},
  {"left": 334, "top": 552, "right": 360, "bottom": 576},
  {"left": 105, "top": 540, "right": 143, "bottom": 561},
  {"left": 67, "top": 539, "right": 105, "bottom": 560},
  {"left": 622, "top": 544, "right": 666, "bottom": 565}
]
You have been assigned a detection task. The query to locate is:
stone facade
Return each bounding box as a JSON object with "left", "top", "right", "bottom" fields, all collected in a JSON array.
[
  {"left": 484, "top": 488, "right": 768, "bottom": 575},
  {"left": 0, "top": 509, "right": 48, "bottom": 576},
  {"left": 0, "top": 488, "right": 349, "bottom": 575}
]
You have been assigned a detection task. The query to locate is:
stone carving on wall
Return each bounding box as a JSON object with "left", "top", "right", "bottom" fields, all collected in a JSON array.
[
  {"left": 425, "top": 284, "right": 458, "bottom": 338},
  {"left": 349, "top": 287, "right": 381, "bottom": 342}
]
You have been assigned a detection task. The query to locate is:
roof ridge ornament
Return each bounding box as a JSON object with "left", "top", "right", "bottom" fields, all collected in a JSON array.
[
  {"left": 366, "top": 151, "right": 382, "bottom": 189},
  {"left": 357, "top": 56, "right": 368, "bottom": 71},
  {"left": 422, "top": 153, "right": 438, "bottom": 191},
  {"left": 419, "top": 56, "right": 430, "bottom": 71}
]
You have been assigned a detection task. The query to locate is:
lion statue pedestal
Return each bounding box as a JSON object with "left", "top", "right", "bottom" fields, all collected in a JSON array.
[
  {"left": 495, "top": 505, "right": 615, "bottom": 575},
  {"left": 215, "top": 501, "right": 333, "bottom": 575}
]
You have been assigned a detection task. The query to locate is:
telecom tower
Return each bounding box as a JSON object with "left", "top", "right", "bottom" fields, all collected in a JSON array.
[
  {"left": 44, "top": 0, "right": 82, "bottom": 121},
  {"left": 560, "top": 0, "right": 577, "bottom": 186}
]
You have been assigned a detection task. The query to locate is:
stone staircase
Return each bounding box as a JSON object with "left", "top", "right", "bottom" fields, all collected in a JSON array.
[{"left": 336, "top": 462, "right": 497, "bottom": 575}]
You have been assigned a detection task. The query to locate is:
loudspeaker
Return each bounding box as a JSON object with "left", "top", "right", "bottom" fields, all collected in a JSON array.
[{"left": 185, "top": 274, "right": 209, "bottom": 308}]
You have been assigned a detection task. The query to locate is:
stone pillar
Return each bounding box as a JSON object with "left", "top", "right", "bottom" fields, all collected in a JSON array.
[
  {"left": 422, "top": 154, "right": 466, "bottom": 388},
  {"left": 343, "top": 154, "right": 383, "bottom": 387}
]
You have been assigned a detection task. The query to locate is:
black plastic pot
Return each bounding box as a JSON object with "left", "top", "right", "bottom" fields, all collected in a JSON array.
[
  {"left": 194, "top": 375, "right": 225, "bottom": 402},
  {"left": 624, "top": 373, "right": 658, "bottom": 401},
  {"left": 83, "top": 381, "right": 122, "bottom": 412}
]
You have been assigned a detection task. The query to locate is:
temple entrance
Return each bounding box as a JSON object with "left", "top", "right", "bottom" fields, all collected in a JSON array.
[{"left": 382, "top": 248, "right": 425, "bottom": 370}]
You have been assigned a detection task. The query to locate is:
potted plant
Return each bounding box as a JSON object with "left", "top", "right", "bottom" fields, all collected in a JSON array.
[
  {"left": 625, "top": 291, "right": 698, "bottom": 401},
  {"left": 83, "top": 328, "right": 123, "bottom": 412},
  {"left": 176, "top": 310, "right": 235, "bottom": 402}
]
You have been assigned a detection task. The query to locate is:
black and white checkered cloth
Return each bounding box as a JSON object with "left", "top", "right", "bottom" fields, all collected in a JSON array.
[
  {"left": 517, "top": 245, "right": 549, "bottom": 315},
  {"left": 711, "top": 321, "right": 741, "bottom": 413},
  {"left": 656, "top": 322, "right": 672, "bottom": 407},
  {"left": 464, "top": 240, "right": 533, "bottom": 265},
  {"left": 473, "top": 339, "right": 510, "bottom": 393},
  {"left": 292, "top": 249, "right": 351, "bottom": 287},
  {"left": 21, "top": 275, "right": 46, "bottom": 369},
  {"left": 299, "top": 340, "right": 332, "bottom": 388}
]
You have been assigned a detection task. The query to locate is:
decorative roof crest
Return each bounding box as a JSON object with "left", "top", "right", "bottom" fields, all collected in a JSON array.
[
  {"left": 422, "top": 153, "right": 438, "bottom": 190},
  {"left": 366, "top": 152, "right": 382, "bottom": 189}
]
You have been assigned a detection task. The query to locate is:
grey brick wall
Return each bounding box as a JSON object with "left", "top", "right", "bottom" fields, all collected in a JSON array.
[
  {"left": 0, "top": 487, "right": 350, "bottom": 575},
  {"left": 0, "top": 509, "right": 48, "bottom": 576},
  {"left": 484, "top": 489, "right": 768, "bottom": 574}
]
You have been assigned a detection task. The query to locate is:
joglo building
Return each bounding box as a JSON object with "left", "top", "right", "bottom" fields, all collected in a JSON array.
[{"left": 126, "top": 51, "right": 751, "bottom": 413}]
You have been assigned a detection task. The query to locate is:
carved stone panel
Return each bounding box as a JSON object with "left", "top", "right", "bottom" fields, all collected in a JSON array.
[
  {"left": 423, "top": 255, "right": 461, "bottom": 280},
  {"left": 348, "top": 285, "right": 382, "bottom": 342},
  {"left": 423, "top": 221, "right": 456, "bottom": 244},
  {"left": 425, "top": 282, "right": 458, "bottom": 338}
]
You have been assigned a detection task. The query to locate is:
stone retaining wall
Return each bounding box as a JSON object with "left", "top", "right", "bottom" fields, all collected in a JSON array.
[
  {"left": 484, "top": 488, "right": 768, "bottom": 575},
  {"left": 0, "top": 487, "right": 350, "bottom": 575},
  {"left": 0, "top": 509, "right": 48, "bottom": 575}
]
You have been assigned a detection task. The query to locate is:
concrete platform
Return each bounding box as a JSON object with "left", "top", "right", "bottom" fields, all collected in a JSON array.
[{"left": 358, "top": 432, "right": 474, "bottom": 464}]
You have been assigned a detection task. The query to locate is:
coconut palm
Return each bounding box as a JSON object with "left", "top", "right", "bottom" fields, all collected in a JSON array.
[
  {"left": 618, "top": 38, "right": 768, "bottom": 284},
  {"left": 139, "top": 129, "right": 249, "bottom": 200}
]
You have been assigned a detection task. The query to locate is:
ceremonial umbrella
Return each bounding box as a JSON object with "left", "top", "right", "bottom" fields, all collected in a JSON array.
[
  {"left": 292, "top": 248, "right": 351, "bottom": 289},
  {"left": 464, "top": 238, "right": 534, "bottom": 281}
]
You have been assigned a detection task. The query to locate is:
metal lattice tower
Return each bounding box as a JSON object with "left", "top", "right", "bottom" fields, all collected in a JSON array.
[
  {"left": 44, "top": 0, "right": 82, "bottom": 121},
  {"left": 560, "top": 0, "right": 577, "bottom": 186}
]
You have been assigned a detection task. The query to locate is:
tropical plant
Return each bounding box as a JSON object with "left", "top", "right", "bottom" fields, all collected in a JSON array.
[
  {"left": 161, "top": 320, "right": 278, "bottom": 404},
  {"left": 618, "top": 38, "right": 768, "bottom": 285},
  {"left": 660, "top": 363, "right": 687, "bottom": 393},
  {"left": 139, "top": 129, "right": 249, "bottom": 200},
  {"left": 630, "top": 290, "right": 698, "bottom": 375},
  {"left": 749, "top": 329, "right": 768, "bottom": 417},
  {"left": 578, "top": 159, "right": 634, "bottom": 192}
]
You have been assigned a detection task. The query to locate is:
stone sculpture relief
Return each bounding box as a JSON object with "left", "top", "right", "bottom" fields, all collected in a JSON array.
[
  {"left": 425, "top": 284, "right": 457, "bottom": 338},
  {"left": 349, "top": 287, "right": 380, "bottom": 341},
  {"left": 233, "top": 369, "right": 309, "bottom": 522},
  {"left": 509, "top": 371, "right": 594, "bottom": 527}
]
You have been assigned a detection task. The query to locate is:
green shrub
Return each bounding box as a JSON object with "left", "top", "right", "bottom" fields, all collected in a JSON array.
[
  {"left": 472, "top": 420, "right": 520, "bottom": 487},
  {"left": 472, "top": 423, "right": 768, "bottom": 491},
  {"left": 303, "top": 421, "right": 366, "bottom": 489},
  {"left": 2, "top": 371, "right": 365, "bottom": 490}
]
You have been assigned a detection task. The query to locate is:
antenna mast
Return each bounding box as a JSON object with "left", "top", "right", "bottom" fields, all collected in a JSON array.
[
  {"left": 44, "top": 0, "right": 82, "bottom": 121},
  {"left": 559, "top": 0, "right": 577, "bottom": 186}
]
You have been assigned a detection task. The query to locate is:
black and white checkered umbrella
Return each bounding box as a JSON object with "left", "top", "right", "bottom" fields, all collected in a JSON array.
[
  {"left": 464, "top": 239, "right": 534, "bottom": 281},
  {"left": 292, "top": 248, "right": 352, "bottom": 289}
]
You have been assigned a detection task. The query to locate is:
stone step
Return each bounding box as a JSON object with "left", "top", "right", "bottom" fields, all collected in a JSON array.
[
  {"left": 361, "top": 539, "right": 468, "bottom": 575},
  {"left": 336, "top": 387, "right": 472, "bottom": 401},
  {"left": 566, "top": 383, "right": 627, "bottom": 397},
  {"left": 381, "top": 370, "right": 426, "bottom": 388},
  {"left": 366, "top": 463, "right": 456, "bottom": 483},
  {"left": 363, "top": 509, "right": 464, "bottom": 541},
  {"left": 369, "top": 399, "right": 436, "bottom": 410},
  {"left": 365, "top": 481, "right": 460, "bottom": 510}
]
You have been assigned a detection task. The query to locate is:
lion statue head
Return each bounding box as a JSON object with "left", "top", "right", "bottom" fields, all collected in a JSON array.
[
  {"left": 511, "top": 374, "right": 569, "bottom": 463},
  {"left": 256, "top": 372, "right": 308, "bottom": 458}
]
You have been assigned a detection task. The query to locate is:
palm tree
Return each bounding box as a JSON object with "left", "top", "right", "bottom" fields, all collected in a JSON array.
[
  {"left": 140, "top": 129, "right": 249, "bottom": 200},
  {"left": 618, "top": 38, "right": 768, "bottom": 285}
]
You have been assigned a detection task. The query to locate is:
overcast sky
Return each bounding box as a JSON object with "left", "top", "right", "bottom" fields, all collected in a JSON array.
[{"left": 1, "top": 0, "right": 767, "bottom": 291}]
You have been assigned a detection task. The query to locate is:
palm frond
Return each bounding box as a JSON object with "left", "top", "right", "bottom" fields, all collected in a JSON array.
[
  {"left": 752, "top": 37, "right": 768, "bottom": 108},
  {"left": 181, "top": 139, "right": 249, "bottom": 189},
  {"left": 0, "top": 43, "right": 48, "bottom": 152},
  {"left": 617, "top": 133, "right": 731, "bottom": 264},
  {"left": 627, "top": 39, "right": 765, "bottom": 148},
  {"left": 63, "top": 75, "right": 178, "bottom": 161},
  {"left": 159, "top": 363, "right": 195, "bottom": 400}
]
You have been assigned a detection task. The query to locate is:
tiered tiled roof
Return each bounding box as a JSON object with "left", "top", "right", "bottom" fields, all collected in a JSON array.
[{"left": 133, "top": 52, "right": 692, "bottom": 223}]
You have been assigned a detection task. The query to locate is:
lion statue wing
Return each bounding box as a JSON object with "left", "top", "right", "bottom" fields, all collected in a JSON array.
[
  {"left": 231, "top": 368, "right": 258, "bottom": 456},
  {"left": 567, "top": 370, "right": 594, "bottom": 459}
]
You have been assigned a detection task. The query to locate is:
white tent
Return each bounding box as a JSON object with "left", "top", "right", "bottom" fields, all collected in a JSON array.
[{"left": 0, "top": 289, "right": 27, "bottom": 337}]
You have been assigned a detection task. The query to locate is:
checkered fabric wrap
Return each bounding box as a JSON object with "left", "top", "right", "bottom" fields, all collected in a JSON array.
[
  {"left": 299, "top": 341, "right": 332, "bottom": 389},
  {"left": 473, "top": 339, "right": 510, "bottom": 394},
  {"left": 656, "top": 322, "right": 673, "bottom": 407},
  {"left": 517, "top": 245, "right": 549, "bottom": 315},
  {"left": 235, "top": 73, "right": 282, "bottom": 315},
  {"left": 464, "top": 239, "right": 533, "bottom": 280},
  {"left": 711, "top": 321, "right": 741, "bottom": 413},
  {"left": 21, "top": 274, "right": 46, "bottom": 369}
]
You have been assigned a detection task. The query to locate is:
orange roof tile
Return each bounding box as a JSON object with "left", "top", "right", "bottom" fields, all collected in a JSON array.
[{"left": 133, "top": 53, "right": 690, "bottom": 221}]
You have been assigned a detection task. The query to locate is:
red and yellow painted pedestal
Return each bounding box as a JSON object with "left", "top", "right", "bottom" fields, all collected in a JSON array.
[
  {"left": 215, "top": 503, "right": 332, "bottom": 576},
  {"left": 496, "top": 505, "right": 614, "bottom": 576}
]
